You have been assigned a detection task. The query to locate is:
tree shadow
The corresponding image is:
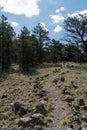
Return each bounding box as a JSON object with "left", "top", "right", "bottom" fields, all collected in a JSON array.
[
  {"left": 0, "top": 71, "right": 9, "bottom": 82},
  {"left": 77, "top": 64, "right": 87, "bottom": 71},
  {"left": 20, "top": 68, "right": 40, "bottom": 76}
]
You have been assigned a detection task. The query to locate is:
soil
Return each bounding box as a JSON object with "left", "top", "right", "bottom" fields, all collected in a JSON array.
[{"left": 0, "top": 63, "right": 87, "bottom": 130}]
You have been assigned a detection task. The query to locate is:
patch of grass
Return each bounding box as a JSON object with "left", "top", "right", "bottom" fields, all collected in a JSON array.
[
  {"left": 15, "top": 118, "right": 20, "bottom": 124},
  {"left": 77, "top": 65, "right": 87, "bottom": 72},
  {"left": 34, "top": 125, "right": 45, "bottom": 130},
  {"left": 45, "top": 116, "right": 53, "bottom": 123},
  {"left": 81, "top": 122, "right": 87, "bottom": 128},
  {"left": 48, "top": 102, "right": 54, "bottom": 112},
  {"left": 60, "top": 117, "right": 69, "bottom": 126},
  {"left": 60, "top": 105, "right": 66, "bottom": 110},
  {"left": 0, "top": 62, "right": 87, "bottom": 130},
  {"left": 2, "top": 125, "right": 8, "bottom": 130},
  {"left": 58, "top": 91, "right": 65, "bottom": 101}
]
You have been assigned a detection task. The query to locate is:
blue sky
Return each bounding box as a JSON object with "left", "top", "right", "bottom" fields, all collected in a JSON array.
[{"left": 0, "top": 0, "right": 87, "bottom": 40}]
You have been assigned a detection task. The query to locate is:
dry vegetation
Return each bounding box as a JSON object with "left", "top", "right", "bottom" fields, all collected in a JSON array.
[{"left": 0, "top": 62, "right": 87, "bottom": 130}]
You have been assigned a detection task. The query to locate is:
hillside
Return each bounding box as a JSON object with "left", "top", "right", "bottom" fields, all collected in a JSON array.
[{"left": 0, "top": 63, "right": 87, "bottom": 130}]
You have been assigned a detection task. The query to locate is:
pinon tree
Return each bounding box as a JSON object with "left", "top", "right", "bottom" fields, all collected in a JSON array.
[
  {"left": 64, "top": 13, "right": 87, "bottom": 61},
  {"left": 0, "top": 15, "right": 15, "bottom": 71}
]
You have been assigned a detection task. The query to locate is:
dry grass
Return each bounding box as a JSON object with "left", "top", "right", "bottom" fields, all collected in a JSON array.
[{"left": 0, "top": 62, "right": 87, "bottom": 130}]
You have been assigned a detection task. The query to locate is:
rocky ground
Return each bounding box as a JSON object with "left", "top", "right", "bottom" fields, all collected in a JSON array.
[{"left": 0, "top": 63, "right": 87, "bottom": 130}]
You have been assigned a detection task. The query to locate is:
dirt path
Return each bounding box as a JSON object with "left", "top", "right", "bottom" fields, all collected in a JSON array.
[{"left": 42, "top": 74, "right": 68, "bottom": 130}]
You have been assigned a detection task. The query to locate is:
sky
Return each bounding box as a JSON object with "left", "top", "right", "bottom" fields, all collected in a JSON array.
[{"left": 0, "top": 0, "right": 87, "bottom": 40}]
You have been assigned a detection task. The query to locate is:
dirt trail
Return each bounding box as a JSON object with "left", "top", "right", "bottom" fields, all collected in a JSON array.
[
  {"left": 0, "top": 64, "right": 87, "bottom": 130},
  {"left": 42, "top": 74, "right": 68, "bottom": 130}
]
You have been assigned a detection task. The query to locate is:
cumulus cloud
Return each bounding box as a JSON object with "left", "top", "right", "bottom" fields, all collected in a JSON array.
[
  {"left": 0, "top": 0, "right": 40, "bottom": 17},
  {"left": 56, "top": 7, "right": 65, "bottom": 13},
  {"left": 54, "top": 25, "right": 62, "bottom": 32},
  {"left": 49, "top": 14, "right": 65, "bottom": 23},
  {"left": 39, "top": 22, "right": 48, "bottom": 31},
  {"left": 0, "top": 0, "right": 6, "bottom": 6},
  {"left": 68, "top": 10, "right": 87, "bottom": 18},
  {"left": 11, "top": 22, "right": 19, "bottom": 27},
  {"left": 49, "top": 7, "right": 65, "bottom": 23}
]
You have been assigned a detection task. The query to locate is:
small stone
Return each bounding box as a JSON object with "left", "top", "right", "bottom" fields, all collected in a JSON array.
[
  {"left": 67, "top": 128, "right": 73, "bottom": 130},
  {"left": 1, "top": 94, "right": 8, "bottom": 99},
  {"left": 32, "top": 113, "right": 44, "bottom": 118},
  {"left": 43, "top": 96, "right": 48, "bottom": 101},
  {"left": 62, "top": 88, "right": 71, "bottom": 95},
  {"left": 72, "top": 101, "right": 80, "bottom": 111},
  {"left": 70, "top": 81, "right": 78, "bottom": 89},
  {"left": 35, "top": 102, "right": 47, "bottom": 115},
  {"left": 78, "top": 99, "right": 85, "bottom": 106},
  {"left": 65, "top": 95, "right": 74, "bottom": 102},
  {"left": 60, "top": 77, "right": 65, "bottom": 82},
  {"left": 81, "top": 106, "right": 87, "bottom": 111},
  {"left": 82, "top": 127, "right": 87, "bottom": 130},
  {"left": 11, "top": 102, "right": 28, "bottom": 116},
  {"left": 0, "top": 101, "right": 4, "bottom": 107},
  {"left": 52, "top": 78, "right": 59, "bottom": 84},
  {"left": 81, "top": 115, "right": 87, "bottom": 121},
  {"left": 18, "top": 117, "right": 32, "bottom": 127},
  {"left": 32, "top": 113, "right": 44, "bottom": 125},
  {"left": 73, "top": 121, "right": 81, "bottom": 130},
  {"left": 40, "top": 100, "right": 47, "bottom": 105},
  {"left": 38, "top": 90, "right": 47, "bottom": 98}
]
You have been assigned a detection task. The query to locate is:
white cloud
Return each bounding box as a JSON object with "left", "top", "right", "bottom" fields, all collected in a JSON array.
[
  {"left": 0, "top": 0, "right": 40, "bottom": 17},
  {"left": 49, "top": 7, "right": 65, "bottom": 23},
  {"left": 54, "top": 25, "right": 62, "bottom": 32},
  {"left": 39, "top": 22, "right": 48, "bottom": 31},
  {"left": 56, "top": 7, "right": 65, "bottom": 13},
  {"left": 11, "top": 22, "right": 19, "bottom": 27},
  {"left": 49, "top": 14, "right": 65, "bottom": 23},
  {"left": 0, "top": 0, "right": 6, "bottom": 6},
  {"left": 68, "top": 10, "right": 87, "bottom": 18}
]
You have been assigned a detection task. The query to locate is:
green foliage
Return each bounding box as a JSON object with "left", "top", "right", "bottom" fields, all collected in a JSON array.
[
  {"left": 0, "top": 14, "right": 87, "bottom": 73},
  {"left": 47, "top": 39, "right": 64, "bottom": 63},
  {"left": 64, "top": 44, "right": 82, "bottom": 62},
  {"left": 0, "top": 15, "right": 15, "bottom": 71},
  {"left": 32, "top": 23, "right": 50, "bottom": 63},
  {"left": 45, "top": 116, "right": 53, "bottom": 123},
  {"left": 19, "top": 26, "right": 31, "bottom": 71},
  {"left": 19, "top": 26, "right": 42, "bottom": 71},
  {"left": 60, "top": 118, "right": 69, "bottom": 126},
  {"left": 34, "top": 125, "right": 44, "bottom": 130},
  {"left": 64, "top": 14, "right": 87, "bottom": 62}
]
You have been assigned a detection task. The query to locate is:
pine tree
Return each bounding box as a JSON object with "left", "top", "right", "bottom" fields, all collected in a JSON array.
[
  {"left": 32, "top": 23, "right": 50, "bottom": 63},
  {"left": 19, "top": 26, "right": 30, "bottom": 71},
  {"left": 0, "top": 15, "right": 15, "bottom": 71},
  {"left": 49, "top": 39, "right": 63, "bottom": 63}
]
